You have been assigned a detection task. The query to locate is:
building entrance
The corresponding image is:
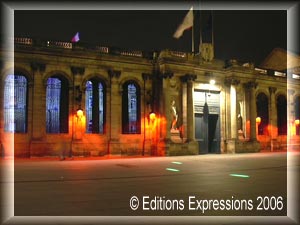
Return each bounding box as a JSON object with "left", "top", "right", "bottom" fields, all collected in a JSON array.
[{"left": 194, "top": 90, "right": 220, "bottom": 154}]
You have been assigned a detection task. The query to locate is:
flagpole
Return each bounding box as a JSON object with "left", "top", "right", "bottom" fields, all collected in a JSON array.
[
  {"left": 199, "top": 10, "right": 202, "bottom": 53},
  {"left": 191, "top": 7, "right": 194, "bottom": 54},
  {"left": 211, "top": 11, "right": 214, "bottom": 48},
  {"left": 192, "top": 19, "right": 194, "bottom": 54}
]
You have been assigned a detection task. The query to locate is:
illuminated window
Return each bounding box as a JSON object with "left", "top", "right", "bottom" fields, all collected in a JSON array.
[
  {"left": 4, "top": 74, "right": 28, "bottom": 133},
  {"left": 122, "top": 81, "right": 141, "bottom": 134},
  {"left": 295, "top": 96, "right": 300, "bottom": 135},
  {"left": 255, "top": 68, "right": 267, "bottom": 74},
  {"left": 46, "top": 76, "right": 69, "bottom": 133},
  {"left": 274, "top": 71, "right": 286, "bottom": 77},
  {"left": 277, "top": 95, "right": 287, "bottom": 135},
  {"left": 292, "top": 74, "right": 300, "bottom": 79},
  {"left": 85, "top": 79, "right": 105, "bottom": 133},
  {"left": 256, "top": 93, "right": 269, "bottom": 135}
]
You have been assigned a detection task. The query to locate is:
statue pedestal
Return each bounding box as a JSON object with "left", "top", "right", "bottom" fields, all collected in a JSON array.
[
  {"left": 170, "top": 129, "right": 182, "bottom": 143},
  {"left": 238, "top": 130, "right": 245, "bottom": 140}
]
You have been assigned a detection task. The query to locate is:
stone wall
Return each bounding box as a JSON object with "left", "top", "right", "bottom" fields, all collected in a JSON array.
[{"left": 0, "top": 40, "right": 299, "bottom": 157}]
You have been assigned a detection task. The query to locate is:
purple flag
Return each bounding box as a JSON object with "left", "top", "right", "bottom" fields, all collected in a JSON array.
[{"left": 71, "top": 32, "right": 80, "bottom": 43}]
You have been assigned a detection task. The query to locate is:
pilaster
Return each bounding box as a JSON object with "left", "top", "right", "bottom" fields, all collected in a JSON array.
[
  {"left": 142, "top": 73, "right": 153, "bottom": 155},
  {"left": 71, "top": 66, "right": 85, "bottom": 141},
  {"left": 30, "top": 62, "right": 46, "bottom": 140},
  {"left": 29, "top": 62, "right": 47, "bottom": 157},
  {"left": 108, "top": 69, "right": 121, "bottom": 155}
]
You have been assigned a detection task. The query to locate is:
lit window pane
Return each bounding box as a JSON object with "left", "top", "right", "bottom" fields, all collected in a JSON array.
[
  {"left": 128, "top": 84, "right": 137, "bottom": 133},
  {"left": 99, "top": 82, "right": 104, "bottom": 133},
  {"left": 85, "top": 80, "right": 104, "bottom": 134},
  {"left": 46, "top": 78, "right": 61, "bottom": 133},
  {"left": 4, "top": 75, "right": 27, "bottom": 133},
  {"left": 86, "top": 81, "right": 93, "bottom": 133}
]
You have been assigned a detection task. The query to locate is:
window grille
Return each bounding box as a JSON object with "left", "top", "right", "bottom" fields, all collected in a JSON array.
[
  {"left": 46, "top": 78, "right": 61, "bottom": 133},
  {"left": 128, "top": 84, "right": 137, "bottom": 133},
  {"left": 4, "top": 75, "right": 27, "bottom": 133},
  {"left": 85, "top": 80, "right": 105, "bottom": 133},
  {"left": 122, "top": 81, "right": 140, "bottom": 134}
]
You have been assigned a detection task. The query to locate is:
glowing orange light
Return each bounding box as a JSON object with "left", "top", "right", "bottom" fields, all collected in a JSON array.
[
  {"left": 295, "top": 119, "right": 300, "bottom": 126},
  {"left": 77, "top": 108, "right": 83, "bottom": 118},
  {"left": 256, "top": 117, "right": 261, "bottom": 124},
  {"left": 149, "top": 112, "right": 156, "bottom": 121}
]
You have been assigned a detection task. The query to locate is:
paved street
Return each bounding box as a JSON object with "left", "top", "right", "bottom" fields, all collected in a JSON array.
[{"left": 1, "top": 151, "right": 300, "bottom": 224}]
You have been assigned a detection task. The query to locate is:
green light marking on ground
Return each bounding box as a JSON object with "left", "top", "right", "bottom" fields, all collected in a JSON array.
[
  {"left": 171, "top": 161, "right": 183, "bottom": 165},
  {"left": 230, "top": 174, "right": 250, "bottom": 178},
  {"left": 166, "top": 168, "right": 180, "bottom": 172}
]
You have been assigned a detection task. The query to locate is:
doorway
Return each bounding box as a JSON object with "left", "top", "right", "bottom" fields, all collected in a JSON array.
[{"left": 194, "top": 90, "right": 220, "bottom": 154}]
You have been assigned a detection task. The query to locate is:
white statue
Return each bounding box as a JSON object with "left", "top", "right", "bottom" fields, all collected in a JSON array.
[{"left": 170, "top": 100, "right": 178, "bottom": 130}]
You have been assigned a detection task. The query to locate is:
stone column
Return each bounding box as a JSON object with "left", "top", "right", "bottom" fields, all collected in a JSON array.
[
  {"left": 225, "top": 78, "right": 240, "bottom": 153},
  {"left": 269, "top": 87, "right": 277, "bottom": 151},
  {"left": 248, "top": 81, "right": 258, "bottom": 141},
  {"left": 231, "top": 85, "right": 237, "bottom": 139},
  {"left": 108, "top": 69, "right": 121, "bottom": 155},
  {"left": 179, "top": 74, "right": 196, "bottom": 142},
  {"left": 180, "top": 76, "right": 188, "bottom": 142},
  {"left": 178, "top": 74, "right": 198, "bottom": 154},
  {"left": 229, "top": 79, "right": 240, "bottom": 139},
  {"left": 186, "top": 74, "right": 197, "bottom": 142},
  {"left": 161, "top": 72, "right": 173, "bottom": 142}
]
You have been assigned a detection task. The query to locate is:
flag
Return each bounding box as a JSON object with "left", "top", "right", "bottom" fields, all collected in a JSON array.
[
  {"left": 173, "top": 6, "right": 193, "bottom": 39},
  {"left": 71, "top": 32, "right": 80, "bottom": 43}
]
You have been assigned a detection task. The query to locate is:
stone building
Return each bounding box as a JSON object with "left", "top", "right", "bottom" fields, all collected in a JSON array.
[{"left": 0, "top": 38, "right": 299, "bottom": 157}]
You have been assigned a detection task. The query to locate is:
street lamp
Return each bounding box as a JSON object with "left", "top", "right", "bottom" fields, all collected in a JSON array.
[
  {"left": 149, "top": 112, "right": 156, "bottom": 121},
  {"left": 76, "top": 107, "right": 83, "bottom": 119},
  {"left": 256, "top": 117, "right": 261, "bottom": 124},
  {"left": 209, "top": 79, "right": 216, "bottom": 85}
]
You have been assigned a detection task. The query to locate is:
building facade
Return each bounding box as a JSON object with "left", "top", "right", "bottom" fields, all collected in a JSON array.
[{"left": 1, "top": 38, "right": 299, "bottom": 157}]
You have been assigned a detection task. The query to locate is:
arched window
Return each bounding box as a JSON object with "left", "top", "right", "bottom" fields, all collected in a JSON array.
[
  {"left": 295, "top": 96, "right": 300, "bottom": 135},
  {"left": 46, "top": 76, "right": 69, "bottom": 133},
  {"left": 256, "top": 93, "right": 269, "bottom": 135},
  {"left": 85, "top": 79, "right": 106, "bottom": 133},
  {"left": 4, "top": 74, "right": 28, "bottom": 133},
  {"left": 277, "top": 95, "right": 287, "bottom": 135},
  {"left": 122, "top": 81, "right": 141, "bottom": 134}
]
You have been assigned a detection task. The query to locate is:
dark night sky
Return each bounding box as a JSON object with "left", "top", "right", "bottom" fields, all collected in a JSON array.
[{"left": 14, "top": 10, "right": 287, "bottom": 65}]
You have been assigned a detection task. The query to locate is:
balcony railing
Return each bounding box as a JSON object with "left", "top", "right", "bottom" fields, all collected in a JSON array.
[{"left": 14, "top": 37, "right": 148, "bottom": 58}]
